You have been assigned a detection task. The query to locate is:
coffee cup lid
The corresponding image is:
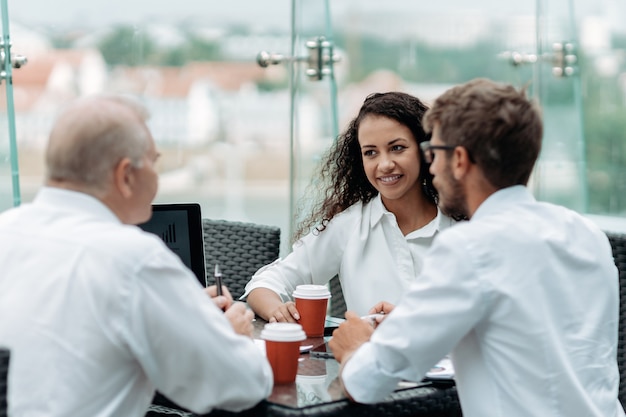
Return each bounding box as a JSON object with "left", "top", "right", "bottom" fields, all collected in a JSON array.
[
  {"left": 292, "top": 284, "right": 331, "bottom": 300},
  {"left": 260, "top": 322, "right": 306, "bottom": 342},
  {"left": 296, "top": 374, "right": 327, "bottom": 383}
]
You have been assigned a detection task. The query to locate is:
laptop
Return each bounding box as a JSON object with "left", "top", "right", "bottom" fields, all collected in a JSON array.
[{"left": 137, "top": 203, "right": 207, "bottom": 287}]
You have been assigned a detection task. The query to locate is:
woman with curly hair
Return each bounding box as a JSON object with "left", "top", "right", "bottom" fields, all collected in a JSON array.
[{"left": 243, "top": 92, "right": 456, "bottom": 322}]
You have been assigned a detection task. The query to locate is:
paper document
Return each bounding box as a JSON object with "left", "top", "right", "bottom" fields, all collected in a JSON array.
[{"left": 425, "top": 356, "right": 455, "bottom": 380}]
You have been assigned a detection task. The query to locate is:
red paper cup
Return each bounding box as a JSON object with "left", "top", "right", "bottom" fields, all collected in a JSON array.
[
  {"left": 293, "top": 285, "right": 331, "bottom": 337},
  {"left": 261, "top": 323, "right": 306, "bottom": 384}
]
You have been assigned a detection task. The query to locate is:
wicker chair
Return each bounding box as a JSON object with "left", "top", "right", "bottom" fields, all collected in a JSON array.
[
  {"left": 202, "top": 219, "right": 347, "bottom": 318},
  {"left": 201, "top": 219, "right": 281, "bottom": 299},
  {"left": 607, "top": 232, "right": 626, "bottom": 410},
  {"left": 0, "top": 347, "right": 9, "bottom": 417},
  {"left": 328, "top": 275, "right": 347, "bottom": 318}
]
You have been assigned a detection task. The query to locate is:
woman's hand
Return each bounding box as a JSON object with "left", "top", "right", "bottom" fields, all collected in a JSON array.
[
  {"left": 247, "top": 288, "right": 301, "bottom": 323},
  {"left": 267, "top": 301, "right": 301, "bottom": 323}
]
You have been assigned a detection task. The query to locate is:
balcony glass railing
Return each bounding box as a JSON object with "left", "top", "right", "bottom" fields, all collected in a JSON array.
[{"left": 2, "top": 0, "right": 625, "bottom": 253}]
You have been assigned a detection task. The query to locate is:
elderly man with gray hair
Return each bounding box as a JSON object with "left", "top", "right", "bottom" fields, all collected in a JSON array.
[{"left": 0, "top": 95, "right": 273, "bottom": 417}]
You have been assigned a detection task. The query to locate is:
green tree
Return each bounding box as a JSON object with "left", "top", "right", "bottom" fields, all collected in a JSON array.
[
  {"left": 185, "top": 35, "right": 222, "bottom": 61},
  {"left": 98, "top": 25, "right": 156, "bottom": 66}
]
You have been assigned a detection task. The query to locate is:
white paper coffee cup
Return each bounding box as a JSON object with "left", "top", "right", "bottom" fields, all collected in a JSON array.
[
  {"left": 260, "top": 322, "right": 307, "bottom": 342},
  {"left": 261, "top": 323, "right": 306, "bottom": 384},
  {"left": 292, "top": 285, "right": 331, "bottom": 337},
  {"left": 292, "top": 284, "right": 331, "bottom": 300}
]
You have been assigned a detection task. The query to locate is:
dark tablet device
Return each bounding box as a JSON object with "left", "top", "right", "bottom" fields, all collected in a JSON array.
[
  {"left": 138, "top": 203, "right": 207, "bottom": 287},
  {"left": 324, "top": 326, "right": 338, "bottom": 337}
]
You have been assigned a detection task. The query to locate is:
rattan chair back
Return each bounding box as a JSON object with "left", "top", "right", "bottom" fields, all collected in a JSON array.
[
  {"left": 0, "top": 347, "right": 9, "bottom": 417},
  {"left": 607, "top": 232, "right": 626, "bottom": 409},
  {"left": 202, "top": 219, "right": 281, "bottom": 299}
]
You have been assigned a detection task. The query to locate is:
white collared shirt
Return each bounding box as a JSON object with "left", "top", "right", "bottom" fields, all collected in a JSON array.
[
  {"left": 342, "top": 186, "right": 624, "bottom": 417},
  {"left": 0, "top": 187, "right": 273, "bottom": 417},
  {"left": 243, "top": 194, "right": 455, "bottom": 316}
]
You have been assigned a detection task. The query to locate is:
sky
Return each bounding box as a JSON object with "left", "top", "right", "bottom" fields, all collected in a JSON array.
[{"left": 6, "top": 0, "right": 624, "bottom": 33}]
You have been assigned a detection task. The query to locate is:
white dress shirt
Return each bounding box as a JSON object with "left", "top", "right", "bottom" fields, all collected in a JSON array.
[
  {"left": 243, "top": 194, "right": 455, "bottom": 316},
  {"left": 0, "top": 188, "right": 273, "bottom": 417},
  {"left": 342, "top": 186, "right": 625, "bottom": 417}
]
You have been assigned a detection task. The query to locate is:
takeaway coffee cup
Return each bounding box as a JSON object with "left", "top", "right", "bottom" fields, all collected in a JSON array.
[
  {"left": 296, "top": 374, "right": 331, "bottom": 403},
  {"left": 293, "top": 285, "right": 331, "bottom": 337},
  {"left": 261, "top": 322, "right": 306, "bottom": 384}
]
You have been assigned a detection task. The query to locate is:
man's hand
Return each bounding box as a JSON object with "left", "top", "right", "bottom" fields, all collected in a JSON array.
[
  {"left": 364, "top": 301, "right": 395, "bottom": 327},
  {"left": 205, "top": 285, "right": 233, "bottom": 311},
  {"left": 368, "top": 301, "right": 395, "bottom": 316},
  {"left": 329, "top": 311, "right": 374, "bottom": 363},
  {"left": 224, "top": 302, "right": 255, "bottom": 337}
]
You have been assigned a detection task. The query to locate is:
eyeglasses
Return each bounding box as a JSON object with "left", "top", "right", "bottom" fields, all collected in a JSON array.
[{"left": 420, "top": 141, "right": 456, "bottom": 164}]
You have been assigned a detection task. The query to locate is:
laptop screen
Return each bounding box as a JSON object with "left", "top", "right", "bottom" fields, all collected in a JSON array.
[{"left": 137, "top": 203, "right": 207, "bottom": 287}]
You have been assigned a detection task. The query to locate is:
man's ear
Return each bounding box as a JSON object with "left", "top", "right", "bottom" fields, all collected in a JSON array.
[
  {"left": 452, "top": 146, "right": 472, "bottom": 180},
  {"left": 113, "top": 157, "right": 135, "bottom": 199}
]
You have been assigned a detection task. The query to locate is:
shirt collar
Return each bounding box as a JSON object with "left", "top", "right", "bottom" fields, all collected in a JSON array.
[
  {"left": 371, "top": 193, "right": 452, "bottom": 238},
  {"left": 471, "top": 185, "right": 535, "bottom": 221},
  {"left": 370, "top": 193, "right": 386, "bottom": 226},
  {"left": 34, "top": 187, "right": 122, "bottom": 224}
]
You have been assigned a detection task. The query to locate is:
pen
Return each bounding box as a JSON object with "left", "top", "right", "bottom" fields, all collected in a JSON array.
[
  {"left": 361, "top": 313, "right": 385, "bottom": 327},
  {"left": 214, "top": 264, "right": 223, "bottom": 297}
]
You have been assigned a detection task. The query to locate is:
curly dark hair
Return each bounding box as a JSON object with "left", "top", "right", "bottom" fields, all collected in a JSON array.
[{"left": 294, "top": 91, "right": 437, "bottom": 241}]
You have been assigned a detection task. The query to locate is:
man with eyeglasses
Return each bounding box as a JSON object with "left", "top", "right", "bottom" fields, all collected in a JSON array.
[{"left": 330, "top": 78, "right": 623, "bottom": 417}]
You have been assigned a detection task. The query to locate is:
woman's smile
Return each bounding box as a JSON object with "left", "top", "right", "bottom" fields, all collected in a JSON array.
[{"left": 378, "top": 174, "right": 403, "bottom": 184}]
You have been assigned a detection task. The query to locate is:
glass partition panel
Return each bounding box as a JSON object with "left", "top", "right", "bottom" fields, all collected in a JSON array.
[
  {"left": 575, "top": 1, "right": 626, "bottom": 216},
  {"left": 0, "top": 0, "right": 21, "bottom": 210},
  {"left": 283, "top": 0, "right": 340, "bottom": 245},
  {"left": 8, "top": 0, "right": 341, "bottom": 256},
  {"left": 532, "top": 0, "right": 587, "bottom": 212},
  {"left": 326, "top": 0, "right": 625, "bottom": 219},
  {"left": 10, "top": 0, "right": 297, "bottom": 255},
  {"left": 5, "top": 0, "right": 626, "bottom": 245}
]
